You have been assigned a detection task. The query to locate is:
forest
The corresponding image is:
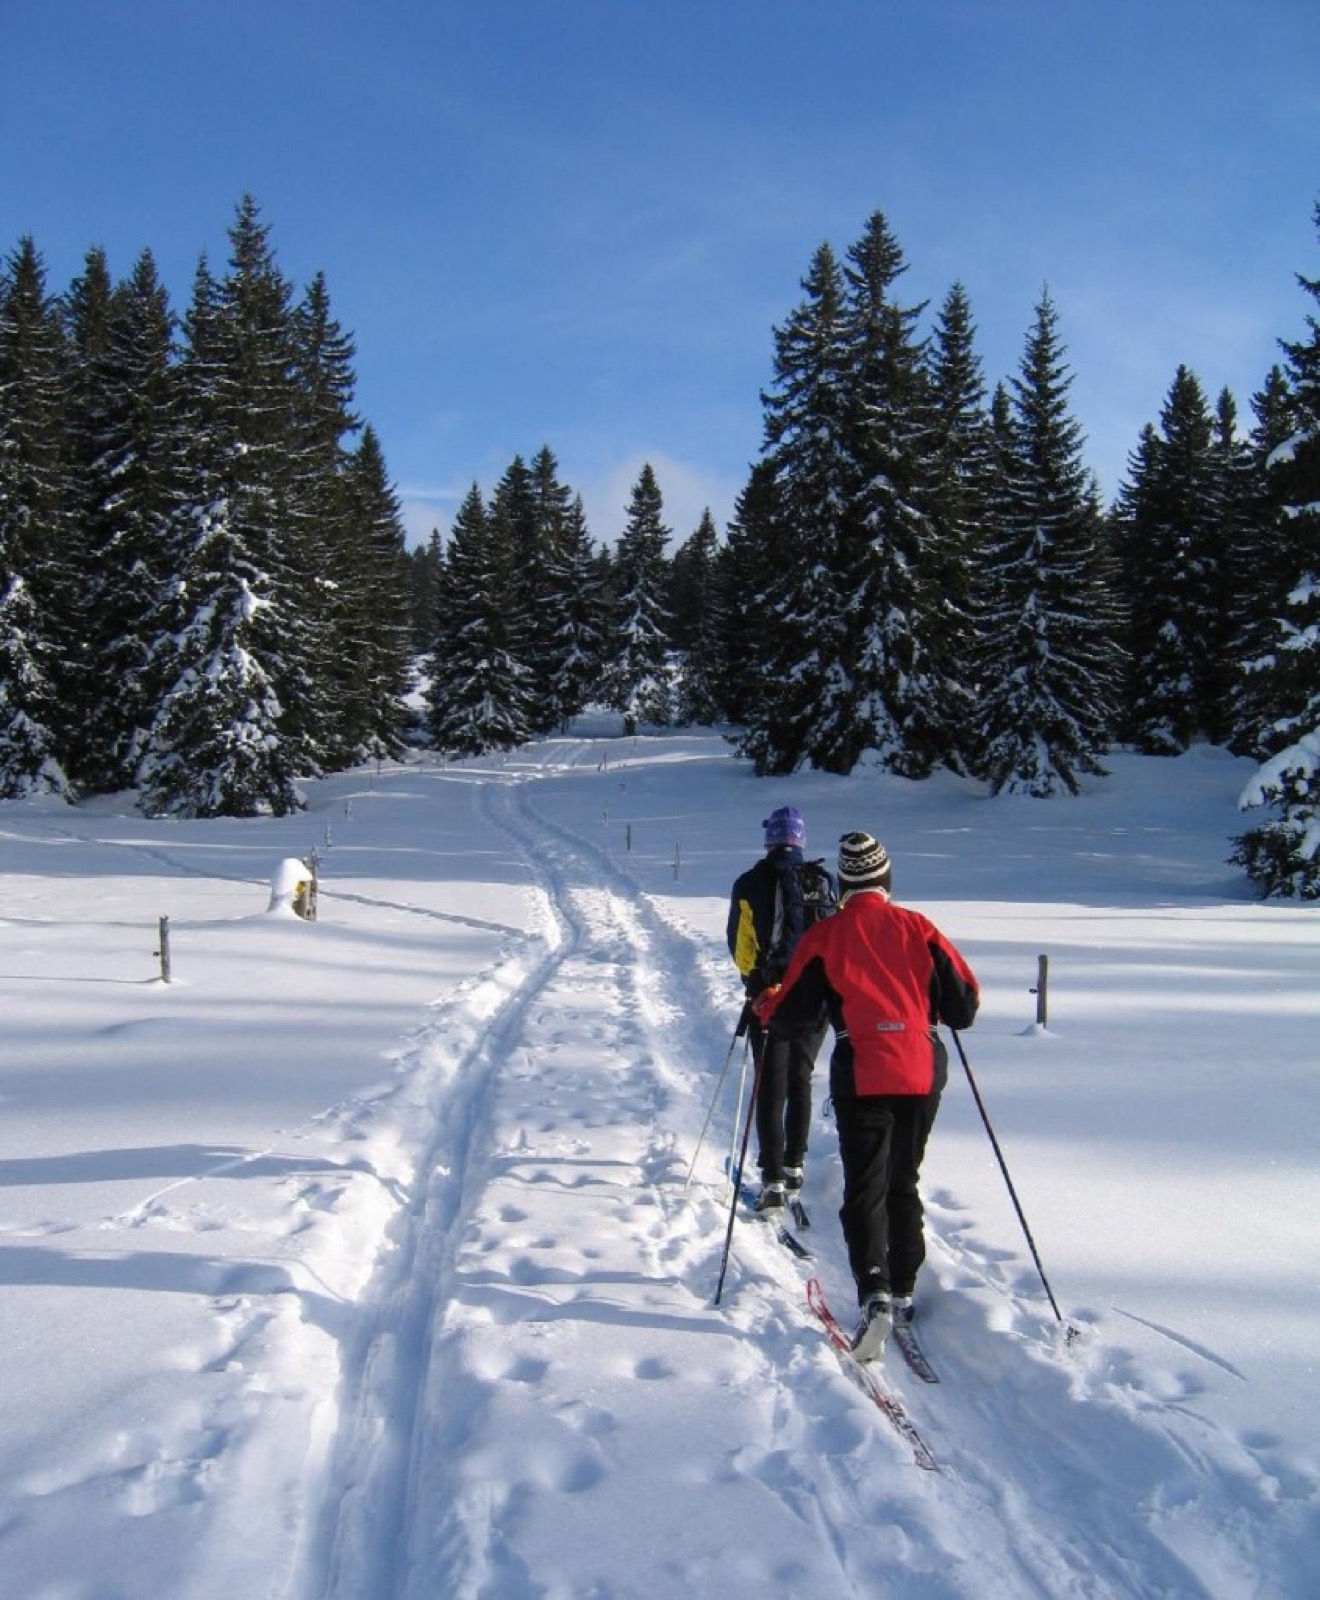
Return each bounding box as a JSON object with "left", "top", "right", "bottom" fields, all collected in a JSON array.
[{"left": 2, "top": 196, "right": 1318, "bottom": 896}]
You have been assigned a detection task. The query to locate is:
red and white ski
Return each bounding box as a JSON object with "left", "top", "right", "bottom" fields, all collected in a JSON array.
[{"left": 806, "top": 1277, "right": 938, "bottom": 1471}]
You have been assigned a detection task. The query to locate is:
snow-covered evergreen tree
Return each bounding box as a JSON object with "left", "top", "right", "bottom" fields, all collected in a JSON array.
[
  {"left": 70, "top": 248, "right": 186, "bottom": 791},
  {"left": 522, "top": 447, "right": 585, "bottom": 734},
  {"left": 925, "top": 282, "right": 994, "bottom": 772},
  {"left": 972, "top": 294, "right": 1123, "bottom": 796},
  {"left": 739, "top": 243, "right": 850, "bottom": 773},
  {"left": 1232, "top": 206, "right": 1320, "bottom": 897},
  {"left": 717, "top": 461, "right": 791, "bottom": 737},
  {"left": 0, "top": 237, "right": 70, "bottom": 798},
  {"left": 603, "top": 463, "right": 674, "bottom": 727},
  {"left": 329, "top": 425, "right": 413, "bottom": 763},
  {"left": 670, "top": 507, "right": 724, "bottom": 725},
  {"left": 408, "top": 529, "right": 445, "bottom": 655},
  {"left": 1112, "top": 365, "right": 1223, "bottom": 753},
  {"left": 824, "top": 210, "right": 944, "bottom": 775},
  {"left": 541, "top": 494, "right": 607, "bottom": 732},
  {"left": 137, "top": 203, "right": 305, "bottom": 818},
  {"left": 1225, "top": 365, "right": 1302, "bottom": 755},
  {"left": 427, "top": 483, "right": 532, "bottom": 756}
]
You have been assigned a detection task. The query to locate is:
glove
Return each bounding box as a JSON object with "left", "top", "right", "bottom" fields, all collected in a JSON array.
[{"left": 752, "top": 985, "right": 782, "bottom": 1025}]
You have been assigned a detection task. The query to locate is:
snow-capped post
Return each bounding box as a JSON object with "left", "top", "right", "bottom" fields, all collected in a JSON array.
[
  {"left": 269, "top": 858, "right": 317, "bottom": 920},
  {"left": 156, "top": 916, "right": 171, "bottom": 984},
  {"left": 673, "top": 841, "right": 681, "bottom": 879},
  {"left": 1031, "top": 954, "right": 1049, "bottom": 1027}
]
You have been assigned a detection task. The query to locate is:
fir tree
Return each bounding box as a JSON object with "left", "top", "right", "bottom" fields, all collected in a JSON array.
[
  {"left": 604, "top": 463, "right": 674, "bottom": 727},
  {"left": 972, "top": 293, "right": 1123, "bottom": 796},
  {"left": 72, "top": 248, "right": 186, "bottom": 791},
  {"left": 739, "top": 242, "right": 850, "bottom": 772},
  {"left": 427, "top": 482, "right": 532, "bottom": 755},
  {"left": 716, "top": 460, "right": 790, "bottom": 735},
  {"left": 137, "top": 202, "right": 305, "bottom": 818},
  {"left": 671, "top": 507, "right": 724, "bottom": 725},
  {"left": 408, "top": 529, "right": 445, "bottom": 654},
  {"left": 329, "top": 425, "right": 413, "bottom": 763},
  {"left": 1225, "top": 366, "right": 1300, "bottom": 753},
  {"left": 825, "top": 210, "right": 940, "bottom": 775},
  {"left": 924, "top": 281, "right": 992, "bottom": 771},
  {"left": 1112, "top": 365, "right": 1222, "bottom": 753},
  {"left": 523, "top": 447, "right": 583, "bottom": 733},
  {"left": 541, "top": 494, "right": 607, "bottom": 732},
  {"left": 1232, "top": 204, "right": 1320, "bottom": 897},
  {"left": 60, "top": 243, "right": 115, "bottom": 752},
  {"left": 0, "top": 237, "right": 70, "bottom": 797}
]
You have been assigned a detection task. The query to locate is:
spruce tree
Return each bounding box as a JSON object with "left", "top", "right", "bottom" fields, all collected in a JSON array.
[
  {"left": 972, "top": 293, "right": 1123, "bottom": 796},
  {"left": 824, "top": 210, "right": 942, "bottom": 775},
  {"left": 427, "top": 482, "right": 532, "bottom": 755},
  {"left": 72, "top": 248, "right": 185, "bottom": 791},
  {"left": 1232, "top": 204, "right": 1320, "bottom": 897},
  {"left": 924, "top": 281, "right": 992, "bottom": 771},
  {"left": 741, "top": 242, "right": 850, "bottom": 772},
  {"left": 329, "top": 425, "right": 413, "bottom": 763},
  {"left": 603, "top": 463, "right": 674, "bottom": 727},
  {"left": 671, "top": 507, "right": 724, "bottom": 725},
  {"left": 60, "top": 244, "right": 115, "bottom": 757},
  {"left": 0, "top": 237, "right": 70, "bottom": 797},
  {"left": 717, "top": 460, "right": 791, "bottom": 737},
  {"left": 1113, "top": 365, "right": 1221, "bottom": 753},
  {"left": 408, "top": 529, "right": 445, "bottom": 655},
  {"left": 524, "top": 446, "right": 583, "bottom": 733},
  {"left": 137, "top": 203, "right": 305, "bottom": 818},
  {"left": 541, "top": 494, "right": 607, "bottom": 732},
  {"left": 1225, "top": 366, "right": 1299, "bottom": 753}
]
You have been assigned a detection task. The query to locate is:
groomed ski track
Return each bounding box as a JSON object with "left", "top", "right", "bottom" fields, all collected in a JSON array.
[{"left": 303, "top": 740, "right": 1300, "bottom": 1600}]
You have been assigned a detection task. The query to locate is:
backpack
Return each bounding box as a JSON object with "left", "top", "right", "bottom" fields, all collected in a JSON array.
[
  {"left": 765, "top": 857, "right": 837, "bottom": 970},
  {"left": 792, "top": 857, "right": 838, "bottom": 929}
]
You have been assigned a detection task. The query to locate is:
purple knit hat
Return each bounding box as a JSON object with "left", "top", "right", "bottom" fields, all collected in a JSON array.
[{"left": 762, "top": 806, "right": 806, "bottom": 849}]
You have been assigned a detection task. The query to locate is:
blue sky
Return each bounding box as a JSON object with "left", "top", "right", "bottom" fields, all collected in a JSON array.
[{"left": 4, "top": 1, "right": 1316, "bottom": 546}]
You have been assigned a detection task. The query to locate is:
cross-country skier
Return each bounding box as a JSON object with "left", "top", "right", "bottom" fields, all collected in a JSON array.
[
  {"left": 727, "top": 806, "right": 831, "bottom": 1214},
  {"left": 754, "top": 832, "right": 979, "bottom": 1360}
]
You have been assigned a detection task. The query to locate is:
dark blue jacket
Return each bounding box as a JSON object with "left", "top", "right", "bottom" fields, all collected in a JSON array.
[{"left": 727, "top": 845, "right": 809, "bottom": 994}]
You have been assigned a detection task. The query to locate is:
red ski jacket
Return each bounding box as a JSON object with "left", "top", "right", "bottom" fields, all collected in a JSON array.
[{"left": 758, "top": 889, "right": 979, "bottom": 1097}]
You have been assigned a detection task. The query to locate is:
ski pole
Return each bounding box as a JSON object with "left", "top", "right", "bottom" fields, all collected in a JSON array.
[
  {"left": 714, "top": 1030, "right": 764, "bottom": 1305},
  {"left": 727, "top": 1014, "right": 754, "bottom": 1187},
  {"left": 950, "top": 1029, "right": 1073, "bottom": 1335},
  {"left": 683, "top": 1004, "right": 750, "bottom": 1193}
]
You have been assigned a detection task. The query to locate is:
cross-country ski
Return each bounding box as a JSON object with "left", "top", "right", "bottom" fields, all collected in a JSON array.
[{"left": 807, "top": 1278, "right": 939, "bottom": 1470}]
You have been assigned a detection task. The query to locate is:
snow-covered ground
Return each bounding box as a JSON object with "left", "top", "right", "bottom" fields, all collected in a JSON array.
[{"left": 1, "top": 723, "right": 1317, "bottom": 1600}]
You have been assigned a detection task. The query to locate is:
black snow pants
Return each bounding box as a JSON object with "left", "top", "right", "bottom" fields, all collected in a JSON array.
[
  {"left": 749, "top": 1015, "right": 826, "bottom": 1183},
  {"left": 831, "top": 1080, "right": 942, "bottom": 1305}
]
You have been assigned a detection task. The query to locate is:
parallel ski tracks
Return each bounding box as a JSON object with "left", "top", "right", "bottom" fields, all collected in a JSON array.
[{"left": 313, "top": 769, "right": 732, "bottom": 1600}]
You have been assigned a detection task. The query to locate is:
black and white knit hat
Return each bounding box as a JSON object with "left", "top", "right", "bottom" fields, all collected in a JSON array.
[{"left": 837, "top": 831, "right": 892, "bottom": 894}]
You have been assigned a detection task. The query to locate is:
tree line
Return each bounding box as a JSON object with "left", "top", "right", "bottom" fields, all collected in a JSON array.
[{"left": 2, "top": 197, "right": 1318, "bottom": 896}]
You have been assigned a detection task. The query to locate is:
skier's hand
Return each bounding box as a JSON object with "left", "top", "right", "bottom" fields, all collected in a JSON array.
[{"left": 752, "top": 985, "right": 781, "bottom": 1024}]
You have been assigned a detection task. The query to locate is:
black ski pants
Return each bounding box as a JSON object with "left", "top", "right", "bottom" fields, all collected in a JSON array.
[
  {"left": 749, "top": 1015, "right": 826, "bottom": 1182},
  {"left": 832, "top": 1085, "right": 942, "bottom": 1305}
]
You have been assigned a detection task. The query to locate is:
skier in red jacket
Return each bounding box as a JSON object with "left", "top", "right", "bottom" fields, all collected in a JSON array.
[{"left": 755, "top": 831, "right": 979, "bottom": 1360}]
